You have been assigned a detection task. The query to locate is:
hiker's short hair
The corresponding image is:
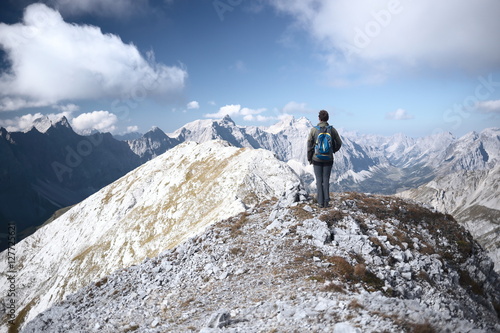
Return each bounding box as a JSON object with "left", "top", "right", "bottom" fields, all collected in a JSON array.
[{"left": 319, "top": 110, "right": 329, "bottom": 122}]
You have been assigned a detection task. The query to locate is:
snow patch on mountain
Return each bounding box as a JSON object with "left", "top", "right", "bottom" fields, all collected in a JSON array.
[{"left": 0, "top": 140, "right": 304, "bottom": 331}]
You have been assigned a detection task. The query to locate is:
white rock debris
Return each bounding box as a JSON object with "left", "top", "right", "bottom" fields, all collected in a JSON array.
[{"left": 22, "top": 193, "right": 500, "bottom": 333}]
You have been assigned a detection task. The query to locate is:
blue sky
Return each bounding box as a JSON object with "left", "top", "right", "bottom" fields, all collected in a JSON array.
[{"left": 0, "top": 0, "right": 499, "bottom": 137}]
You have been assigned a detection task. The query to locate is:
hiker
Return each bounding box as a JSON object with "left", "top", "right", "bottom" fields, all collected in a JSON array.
[{"left": 307, "top": 110, "right": 342, "bottom": 208}]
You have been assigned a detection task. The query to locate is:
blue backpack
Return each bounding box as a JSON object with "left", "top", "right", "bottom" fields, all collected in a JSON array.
[{"left": 314, "top": 126, "right": 334, "bottom": 160}]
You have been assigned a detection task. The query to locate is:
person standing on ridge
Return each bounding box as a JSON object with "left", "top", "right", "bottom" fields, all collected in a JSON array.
[{"left": 307, "top": 110, "right": 342, "bottom": 208}]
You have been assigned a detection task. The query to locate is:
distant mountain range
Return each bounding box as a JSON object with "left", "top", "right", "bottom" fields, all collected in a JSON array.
[{"left": 1, "top": 115, "right": 498, "bottom": 255}]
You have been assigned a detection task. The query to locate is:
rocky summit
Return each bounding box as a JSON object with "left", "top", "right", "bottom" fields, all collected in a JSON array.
[{"left": 21, "top": 193, "right": 500, "bottom": 333}]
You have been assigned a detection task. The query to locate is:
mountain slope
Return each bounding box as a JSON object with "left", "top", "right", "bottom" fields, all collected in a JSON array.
[
  {"left": 0, "top": 140, "right": 303, "bottom": 331},
  {"left": 21, "top": 193, "right": 500, "bottom": 332},
  {"left": 398, "top": 165, "right": 500, "bottom": 272}
]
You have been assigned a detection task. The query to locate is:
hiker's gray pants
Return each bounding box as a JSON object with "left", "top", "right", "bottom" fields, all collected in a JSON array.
[{"left": 313, "top": 163, "right": 332, "bottom": 206}]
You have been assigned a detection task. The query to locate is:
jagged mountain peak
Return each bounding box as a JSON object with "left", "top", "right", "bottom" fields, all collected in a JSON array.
[
  {"left": 0, "top": 139, "right": 304, "bottom": 331},
  {"left": 53, "top": 116, "right": 72, "bottom": 129},
  {"left": 220, "top": 114, "right": 236, "bottom": 125},
  {"left": 145, "top": 126, "right": 166, "bottom": 137},
  {"left": 30, "top": 115, "right": 73, "bottom": 134},
  {"left": 31, "top": 115, "right": 52, "bottom": 133},
  {"left": 21, "top": 193, "right": 500, "bottom": 332},
  {"left": 0, "top": 127, "right": 13, "bottom": 143}
]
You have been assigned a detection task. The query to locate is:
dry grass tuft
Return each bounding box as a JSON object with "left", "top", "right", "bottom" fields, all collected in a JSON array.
[
  {"left": 403, "top": 321, "right": 436, "bottom": 333},
  {"left": 348, "top": 299, "right": 364, "bottom": 310},
  {"left": 319, "top": 209, "right": 346, "bottom": 227},
  {"left": 95, "top": 276, "right": 108, "bottom": 288},
  {"left": 289, "top": 205, "right": 313, "bottom": 220}
]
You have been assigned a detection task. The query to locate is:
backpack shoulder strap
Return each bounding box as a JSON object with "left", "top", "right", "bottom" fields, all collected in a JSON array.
[{"left": 326, "top": 126, "right": 336, "bottom": 151}]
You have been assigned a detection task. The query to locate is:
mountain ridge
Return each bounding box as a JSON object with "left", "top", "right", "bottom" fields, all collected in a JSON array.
[
  {"left": 19, "top": 192, "right": 500, "bottom": 332},
  {"left": 0, "top": 140, "right": 304, "bottom": 331}
]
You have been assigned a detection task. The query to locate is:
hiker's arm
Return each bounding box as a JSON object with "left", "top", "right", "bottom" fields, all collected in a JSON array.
[
  {"left": 306, "top": 129, "right": 315, "bottom": 163},
  {"left": 332, "top": 128, "right": 342, "bottom": 152}
]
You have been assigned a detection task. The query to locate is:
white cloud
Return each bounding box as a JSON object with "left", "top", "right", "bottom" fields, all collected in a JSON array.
[
  {"left": 269, "top": 0, "right": 500, "bottom": 78},
  {"left": 127, "top": 125, "right": 139, "bottom": 133},
  {"left": 0, "top": 111, "right": 73, "bottom": 132},
  {"left": 0, "top": 98, "right": 52, "bottom": 112},
  {"left": 187, "top": 101, "right": 200, "bottom": 110},
  {"left": 71, "top": 110, "right": 118, "bottom": 134},
  {"left": 386, "top": 108, "right": 414, "bottom": 120},
  {"left": 0, "top": 113, "right": 45, "bottom": 132},
  {"left": 244, "top": 114, "right": 274, "bottom": 122},
  {"left": 475, "top": 100, "right": 500, "bottom": 114},
  {"left": 53, "top": 103, "right": 80, "bottom": 113},
  {"left": 0, "top": 4, "right": 187, "bottom": 112},
  {"left": 205, "top": 104, "right": 241, "bottom": 118},
  {"left": 48, "top": 0, "right": 149, "bottom": 18},
  {"left": 204, "top": 104, "right": 268, "bottom": 121}
]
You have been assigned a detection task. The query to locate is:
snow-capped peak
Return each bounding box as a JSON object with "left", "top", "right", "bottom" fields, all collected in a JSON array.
[
  {"left": 30, "top": 115, "right": 73, "bottom": 133},
  {"left": 266, "top": 115, "right": 312, "bottom": 134},
  {"left": 144, "top": 126, "right": 167, "bottom": 138},
  {"left": 221, "top": 114, "right": 236, "bottom": 125},
  {"left": 31, "top": 116, "right": 53, "bottom": 133}
]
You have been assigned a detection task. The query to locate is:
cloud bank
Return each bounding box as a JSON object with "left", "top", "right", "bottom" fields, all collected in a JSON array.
[
  {"left": 0, "top": 3, "right": 187, "bottom": 112},
  {"left": 71, "top": 110, "right": 118, "bottom": 134},
  {"left": 269, "top": 0, "right": 500, "bottom": 81},
  {"left": 475, "top": 100, "right": 500, "bottom": 114},
  {"left": 204, "top": 104, "right": 270, "bottom": 121}
]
